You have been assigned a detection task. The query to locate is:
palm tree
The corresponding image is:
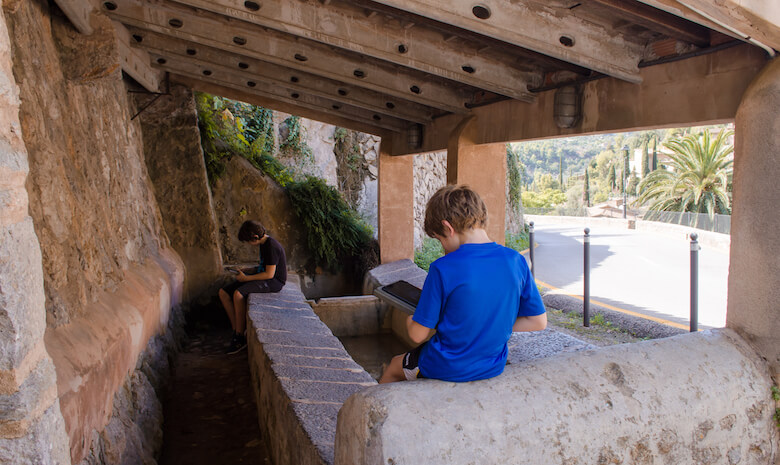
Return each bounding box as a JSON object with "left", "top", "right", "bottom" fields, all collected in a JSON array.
[{"left": 636, "top": 130, "right": 733, "bottom": 223}]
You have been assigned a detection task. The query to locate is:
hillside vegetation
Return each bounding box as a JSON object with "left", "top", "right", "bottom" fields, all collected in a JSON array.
[{"left": 509, "top": 125, "right": 733, "bottom": 217}]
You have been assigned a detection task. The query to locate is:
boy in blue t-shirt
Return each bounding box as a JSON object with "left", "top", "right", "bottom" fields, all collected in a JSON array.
[{"left": 379, "top": 185, "right": 546, "bottom": 383}]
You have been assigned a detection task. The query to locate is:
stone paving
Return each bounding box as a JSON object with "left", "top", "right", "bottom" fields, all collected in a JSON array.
[{"left": 159, "top": 323, "right": 269, "bottom": 465}]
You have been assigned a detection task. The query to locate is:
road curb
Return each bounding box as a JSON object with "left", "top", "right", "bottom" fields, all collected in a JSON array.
[{"left": 542, "top": 293, "right": 688, "bottom": 339}]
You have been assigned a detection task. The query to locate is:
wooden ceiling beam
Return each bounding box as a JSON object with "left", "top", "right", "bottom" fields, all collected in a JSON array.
[
  {"left": 53, "top": 0, "right": 94, "bottom": 34},
  {"left": 129, "top": 29, "right": 436, "bottom": 123},
  {"left": 365, "top": 0, "right": 645, "bottom": 82},
  {"left": 637, "top": 0, "right": 778, "bottom": 52},
  {"left": 173, "top": 74, "right": 392, "bottom": 137},
  {"left": 101, "top": 0, "right": 472, "bottom": 114},
  {"left": 166, "top": 0, "right": 538, "bottom": 102},
  {"left": 588, "top": 0, "right": 711, "bottom": 46},
  {"left": 114, "top": 22, "right": 163, "bottom": 92},
  {"left": 153, "top": 55, "right": 409, "bottom": 132}
]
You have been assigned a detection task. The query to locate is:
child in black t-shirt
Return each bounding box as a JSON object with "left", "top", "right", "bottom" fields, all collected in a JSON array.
[{"left": 219, "top": 220, "right": 287, "bottom": 354}]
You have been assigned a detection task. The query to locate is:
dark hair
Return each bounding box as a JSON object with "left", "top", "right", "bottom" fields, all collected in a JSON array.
[
  {"left": 238, "top": 220, "right": 267, "bottom": 242},
  {"left": 423, "top": 184, "right": 487, "bottom": 237}
]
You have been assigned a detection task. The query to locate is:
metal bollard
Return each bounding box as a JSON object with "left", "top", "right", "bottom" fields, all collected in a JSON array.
[
  {"left": 583, "top": 227, "right": 590, "bottom": 327},
  {"left": 690, "top": 232, "right": 699, "bottom": 332},
  {"left": 529, "top": 221, "right": 535, "bottom": 276}
]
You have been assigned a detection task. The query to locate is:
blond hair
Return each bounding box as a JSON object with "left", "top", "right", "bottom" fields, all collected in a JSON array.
[{"left": 423, "top": 185, "right": 487, "bottom": 237}]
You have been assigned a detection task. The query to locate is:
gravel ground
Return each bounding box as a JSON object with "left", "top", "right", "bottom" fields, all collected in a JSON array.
[{"left": 541, "top": 290, "right": 687, "bottom": 347}]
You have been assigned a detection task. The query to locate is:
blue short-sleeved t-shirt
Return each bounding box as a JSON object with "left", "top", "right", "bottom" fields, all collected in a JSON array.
[{"left": 412, "top": 242, "right": 545, "bottom": 382}]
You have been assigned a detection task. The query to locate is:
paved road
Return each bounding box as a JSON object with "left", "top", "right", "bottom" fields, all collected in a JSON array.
[{"left": 527, "top": 223, "right": 729, "bottom": 329}]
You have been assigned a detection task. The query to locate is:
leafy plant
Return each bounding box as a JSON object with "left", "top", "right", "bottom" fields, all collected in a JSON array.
[
  {"left": 195, "top": 92, "right": 279, "bottom": 184},
  {"left": 280, "top": 115, "right": 313, "bottom": 161},
  {"left": 286, "top": 176, "right": 374, "bottom": 272},
  {"left": 636, "top": 130, "right": 733, "bottom": 223},
  {"left": 506, "top": 145, "right": 523, "bottom": 209},
  {"left": 414, "top": 237, "right": 444, "bottom": 271},
  {"left": 505, "top": 230, "right": 530, "bottom": 253}
]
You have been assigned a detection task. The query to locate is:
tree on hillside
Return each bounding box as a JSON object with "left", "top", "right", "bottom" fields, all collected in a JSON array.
[
  {"left": 583, "top": 167, "right": 591, "bottom": 207},
  {"left": 652, "top": 139, "right": 658, "bottom": 171},
  {"left": 636, "top": 130, "right": 733, "bottom": 220},
  {"left": 558, "top": 154, "right": 564, "bottom": 192},
  {"left": 608, "top": 164, "right": 617, "bottom": 192},
  {"left": 627, "top": 168, "right": 639, "bottom": 196},
  {"left": 641, "top": 144, "right": 650, "bottom": 178}
]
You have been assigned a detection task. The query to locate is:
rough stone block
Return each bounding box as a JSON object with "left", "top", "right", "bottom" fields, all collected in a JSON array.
[
  {"left": 0, "top": 402, "right": 70, "bottom": 465},
  {"left": 262, "top": 344, "right": 351, "bottom": 361},
  {"left": 0, "top": 219, "right": 46, "bottom": 371},
  {"left": 273, "top": 365, "right": 374, "bottom": 385},
  {"left": 335, "top": 329, "right": 778, "bottom": 464},
  {"left": 0, "top": 356, "right": 56, "bottom": 422},
  {"left": 0, "top": 139, "right": 27, "bottom": 173},
  {"left": 255, "top": 330, "right": 345, "bottom": 349},
  {"left": 290, "top": 402, "right": 342, "bottom": 454},
  {"left": 253, "top": 312, "right": 331, "bottom": 335},
  {"left": 279, "top": 378, "right": 373, "bottom": 404},
  {"left": 270, "top": 352, "right": 365, "bottom": 371},
  {"left": 507, "top": 329, "right": 595, "bottom": 364}
]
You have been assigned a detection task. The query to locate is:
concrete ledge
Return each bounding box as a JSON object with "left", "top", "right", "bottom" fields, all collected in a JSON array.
[
  {"left": 362, "top": 259, "right": 427, "bottom": 295},
  {"left": 247, "top": 283, "right": 376, "bottom": 465},
  {"left": 309, "top": 296, "right": 387, "bottom": 337},
  {"left": 335, "top": 329, "right": 777, "bottom": 464}
]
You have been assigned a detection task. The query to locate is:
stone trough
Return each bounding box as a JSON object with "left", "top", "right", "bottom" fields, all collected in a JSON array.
[{"left": 245, "top": 260, "right": 596, "bottom": 465}]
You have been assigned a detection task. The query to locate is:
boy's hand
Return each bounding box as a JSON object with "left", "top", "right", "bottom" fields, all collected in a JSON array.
[{"left": 235, "top": 269, "right": 250, "bottom": 282}]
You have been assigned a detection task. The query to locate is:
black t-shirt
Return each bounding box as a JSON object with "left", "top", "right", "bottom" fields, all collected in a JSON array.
[{"left": 259, "top": 236, "right": 287, "bottom": 286}]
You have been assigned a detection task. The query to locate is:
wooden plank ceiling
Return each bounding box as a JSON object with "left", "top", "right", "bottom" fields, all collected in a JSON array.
[{"left": 59, "top": 0, "right": 750, "bottom": 135}]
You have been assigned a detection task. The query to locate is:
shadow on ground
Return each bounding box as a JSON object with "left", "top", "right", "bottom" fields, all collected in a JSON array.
[{"left": 159, "top": 301, "right": 270, "bottom": 465}]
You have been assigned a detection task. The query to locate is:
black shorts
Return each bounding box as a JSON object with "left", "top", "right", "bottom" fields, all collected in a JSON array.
[
  {"left": 222, "top": 278, "right": 283, "bottom": 298},
  {"left": 402, "top": 343, "right": 427, "bottom": 380}
]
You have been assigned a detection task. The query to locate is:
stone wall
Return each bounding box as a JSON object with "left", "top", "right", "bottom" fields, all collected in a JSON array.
[
  {"left": 137, "top": 83, "right": 223, "bottom": 303},
  {"left": 4, "top": 2, "right": 186, "bottom": 463},
  {"left": 0, "top": 3, "right": 71, "bottom": 462},
  {"left": 412, "top": 151, "right": 446, "bottom": 249},
  {"left": 7, "top": 1, "right": 169, "bottom": 328},
  {"left": 211, "top": 156, "right": 309, "bottom": 270}
]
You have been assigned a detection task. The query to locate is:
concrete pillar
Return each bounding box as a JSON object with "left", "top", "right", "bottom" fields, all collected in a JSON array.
[
  {"left": 447, "top": 117, "right": 507, "bottom": 244},
  {"left": 378, "top": 137, "right": 414, "bottom": 263},
  {"left": 0, "top": 12, "right": 71, "bottom": 464},
  {"left": 728, "top": 57, "right": 780, "bottom": 382}
]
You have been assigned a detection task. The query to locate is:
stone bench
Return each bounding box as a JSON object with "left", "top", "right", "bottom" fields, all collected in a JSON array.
[{"left": 246, "top": 280, "right": 376, "bottom": 465}]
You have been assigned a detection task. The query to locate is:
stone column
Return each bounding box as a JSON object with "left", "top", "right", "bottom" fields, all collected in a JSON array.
[
  {"left": 378, "top": 138, "right": 414, "bottom": 263},
  {"left": 447, "top": 116, "right": 507, "bottom": 244},
  {"left": 728, "top": 57, "right": 780, "bottom": 382},
  {"left": 0, "top": 12, "right": 71, "bottom": 465},
  {"left": 137, "top": 84, "right": 223, "bottom": 302}
]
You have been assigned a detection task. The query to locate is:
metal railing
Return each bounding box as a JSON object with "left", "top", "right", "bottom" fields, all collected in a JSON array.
[
  {"left": 530, "top": 227, "right": 701, "bottom": 332},
  {"left": 640, "top": 211, "right": 730, "bottom": 234}
]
